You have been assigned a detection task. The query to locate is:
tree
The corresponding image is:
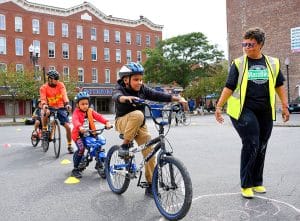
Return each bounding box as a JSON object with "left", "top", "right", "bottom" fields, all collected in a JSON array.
[{"left": 143, "top": 32, "right": 224, "bottom": 88}]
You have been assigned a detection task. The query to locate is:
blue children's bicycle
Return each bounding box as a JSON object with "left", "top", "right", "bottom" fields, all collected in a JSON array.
[{"left": 78, "top": 126, "right": 111, "bottom": 179}]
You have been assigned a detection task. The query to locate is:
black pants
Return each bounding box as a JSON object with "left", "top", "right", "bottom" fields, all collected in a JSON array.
[{"left": 230, "top": 107, "right": 273, "bottom": 188}]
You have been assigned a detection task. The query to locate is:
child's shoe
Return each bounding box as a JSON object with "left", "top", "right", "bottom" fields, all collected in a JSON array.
[
  {"left": 241, "top": 188, "right": 254, "bottom": 198},
  {"left": 253, "top": 186, "right": 266, "bottom": 193},
  {"left": 71, "top": 168, "right": 82, "bottom": 178}
]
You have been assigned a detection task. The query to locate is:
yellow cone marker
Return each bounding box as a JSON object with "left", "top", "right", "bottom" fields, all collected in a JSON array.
[
  {"left": 64, "top": 176, "right": 80, "bottom": 184},
  {"left": 60, "top": 159, "right": 71, "bottom": 165}
]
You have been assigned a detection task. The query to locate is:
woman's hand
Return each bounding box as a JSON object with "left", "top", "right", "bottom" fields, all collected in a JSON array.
[
  {"left": 282, "top": 106, "right": 290, "bottom": 122},
  {"left": 215, "top": 107, "right": 224, "bottom": 124}
]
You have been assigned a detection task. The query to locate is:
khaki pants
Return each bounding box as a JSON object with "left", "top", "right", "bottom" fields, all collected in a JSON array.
[{"left": 115, "top": 110, "right": 156, "bottom": 183}]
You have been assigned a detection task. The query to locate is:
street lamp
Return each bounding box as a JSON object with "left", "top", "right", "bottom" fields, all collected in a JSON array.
[
  {"left": 284, "top": 57, "right": 290, "bottom": 104},
  {"left": 28, "top": 44, "right": 40, "bottom": 80}
]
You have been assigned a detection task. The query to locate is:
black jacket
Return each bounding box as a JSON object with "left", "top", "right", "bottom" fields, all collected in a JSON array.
[{"left": 112, "top": 80, "right": 172, "bottom": 118}]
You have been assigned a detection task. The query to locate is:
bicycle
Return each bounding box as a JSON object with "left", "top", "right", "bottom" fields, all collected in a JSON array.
[
  {"left": 78, "top": 126, "right": 111, "bottom": 179},
  {"left": 163, "top": 103, "right": 191, "bottom": 126},
  {"left": 105, "top": 100, "right": 193, "bottom": 220},
  {"left": 42, "top": 108, "right": 64, "bottom": 158}
]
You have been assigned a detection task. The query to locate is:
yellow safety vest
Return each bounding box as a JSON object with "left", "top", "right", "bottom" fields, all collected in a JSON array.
[{"left": 227, "top": 55, "right": 280, "bottom": 120}]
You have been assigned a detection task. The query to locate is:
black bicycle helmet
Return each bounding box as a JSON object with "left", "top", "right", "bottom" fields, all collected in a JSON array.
[
  {"left": 75, "top": 91, "right": 90, "bottom": 103},
  {"left": 119, "top": 62, "right": 144, "bottom": 79},
  {"left": 47, "top": 70, "right": 59, "bottom": 80}
]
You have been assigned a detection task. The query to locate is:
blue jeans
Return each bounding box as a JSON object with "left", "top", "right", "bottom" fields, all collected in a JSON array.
[{"left": 230, "top": 107, "right": 273, "bottom": 188}]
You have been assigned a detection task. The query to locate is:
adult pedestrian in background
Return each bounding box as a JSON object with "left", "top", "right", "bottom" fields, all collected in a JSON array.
[{"left": 215, "top": 27, "right": 289, "bottom": 198}]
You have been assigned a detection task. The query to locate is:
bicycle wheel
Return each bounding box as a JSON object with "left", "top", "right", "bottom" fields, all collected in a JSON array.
[
  {"left": 152, "top": 156, "right": 193, "bottom": 220},
  {"left": 31, "top": 130, "right": 40, "bottom": 147},
  {"left": 49, "top": 119, "right": 61, "bottom": 158},
  {"left": 182, "top": 112, "right": 191, "bottom": 126},
  {"left": 105, "top": 145, "right": 130, "bottom": 194},
  {"left": 42, "top": 130, "right": 49, "bottom": 152}
]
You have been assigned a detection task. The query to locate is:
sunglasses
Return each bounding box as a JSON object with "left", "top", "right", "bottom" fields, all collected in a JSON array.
[
  {"left": 49, "top": 77, "right": 59, "bottom": 80},
  {"left": 242, "top": 42, "right": 256, "bottom": 48}
]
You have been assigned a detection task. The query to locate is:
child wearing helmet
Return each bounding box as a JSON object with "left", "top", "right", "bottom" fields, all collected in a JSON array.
[
  {"left": 32, "top": 99, "right": 42, "bottom": 138},
  {"left": 112, "top": 62, "right": 186, "bottom": 197},
  {"left": 71, "top": 91, "right": 112, "bottom": 178}
]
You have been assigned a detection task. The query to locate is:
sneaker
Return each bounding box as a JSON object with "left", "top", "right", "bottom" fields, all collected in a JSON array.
[
  {"left": 145, "top": 183, "right": 153, "bottom": 198},
  {"left": 253, "top": 186, "right": 266, "bottom": 193},
  {"left": 118, "top": 144, "right": 130, "bottom": 158},
  {"left": 71, "top": 168, "right": 82, "bottom": 179},
  {"left": 241, "top": 188, "right": 254, "bottom": 198},
  {"left": 67, "top": 146, "right": 74, "bottom": 154}
]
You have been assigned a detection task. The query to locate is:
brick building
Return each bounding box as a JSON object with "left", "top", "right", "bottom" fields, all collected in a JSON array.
[
  {"left": 226, "top": 0, "right": 300, "bottom": 105},
  {"left": 0, "top": 0, "right": 162, "bottom": 116}
]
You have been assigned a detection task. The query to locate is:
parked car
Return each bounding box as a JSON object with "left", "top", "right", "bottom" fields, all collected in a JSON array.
[{"left": 288, "top": 97, "right": 300, "bottom": 113}]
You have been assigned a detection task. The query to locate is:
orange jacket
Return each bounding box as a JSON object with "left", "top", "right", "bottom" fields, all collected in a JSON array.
[{"left": 40, "top": 82, "right": 69, "bottom": 108}]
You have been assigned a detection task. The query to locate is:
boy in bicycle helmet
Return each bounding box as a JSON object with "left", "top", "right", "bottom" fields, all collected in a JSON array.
[
  {"left": 32, "top": 99, "right": 42, "bottom": 137},
  {"left": 40, "top": 70, "right": 74, "bottom": 153},
  {"left": 71, "top": 91, "right": 112, "bottom": 179},
  {"left": 112, "top": 62, "right": 186, "bottom": 197}
]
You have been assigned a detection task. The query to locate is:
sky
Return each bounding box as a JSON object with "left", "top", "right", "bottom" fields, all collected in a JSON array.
[{"left": 28, "top": 0, "right": 228, "bottom": 57}]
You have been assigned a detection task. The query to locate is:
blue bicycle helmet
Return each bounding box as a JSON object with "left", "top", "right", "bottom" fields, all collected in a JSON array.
[
  {"left": 119, "top": 62, "right": 144, "bottom": 79},
  {"left": 75, "top": 91, "right": 90, "bottom": 103},
  {"left": 47, "top": 70, "right": 59, "bottom": 80}
]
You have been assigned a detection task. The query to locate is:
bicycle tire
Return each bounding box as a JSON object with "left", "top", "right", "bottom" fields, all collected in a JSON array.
[
  {"left": 42, "top": 131, "right": 49, "bottom": 152},
  {"left": 105, "top": 145, "right": 130, "bottom": 194},
  {"left": 51, "top": 119, "right": 61, "bottom": 158},
  {"left": 31, "top": 130, "right": 40, "bottom": 147},
  {"left": 152, "top": 156, "right": 193, "bottom": 220},
  {"left": 182, "top": 112, "right": 191, "bottom": 126}
]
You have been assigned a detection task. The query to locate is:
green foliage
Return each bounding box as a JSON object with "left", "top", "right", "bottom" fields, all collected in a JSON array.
[{"left": 143, "top": 32, "right": 225, "bottom": 88}]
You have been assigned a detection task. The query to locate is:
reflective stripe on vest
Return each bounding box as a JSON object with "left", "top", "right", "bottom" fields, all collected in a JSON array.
[{"left": 226, "top": 55, "right": 279, "bottom": 120}]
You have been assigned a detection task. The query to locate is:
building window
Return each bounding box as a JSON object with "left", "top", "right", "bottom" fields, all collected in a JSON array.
[
  {"left": 104, "top": 48, "right": 110, "bottom": 61},
  {"left": 115, "top": 31, "right": 120, "bottom": 43},
  {"left": 48, "top": 21, "right": 55, "bottom": 36},
  {"left": 62, "top": 23, "right": 68, "bottom": 37},
  {"left": 116, "top": 68, "right": 120, "bottom": 80},
  {"left": 77, "top": 45, "right": 83, "bottom": 60},
  {"left": 91, "top": 28, "right": 97, "bottom": 41},
  {"left": 48, "top": 42, "right": 55, "bottom": 58},
  {"left": 105, "top": 69, "right": 110, "bottom": 83},
  {"left": 32, "top": 19, "right": 40, "bottom": 34},
  {"left": 15, "top": 38, "right": 23, "bottom": 56},
  {"left": 137, "top": 51, "right": 142, "bottom": 63},
  {"left": 116, "top": 49, "right": 121, "bottom": 63},
  {"left": 63, "top": 66, "right": 69, "bottom": 82},
  {"left": 77, "top": 25, "right": 83, "bottom": 39},
  {"left": 126, "top": 32, "right": 131, "bottom": 44},
  {"left": 155, "top": 36, "right": 160, "bottom": 45},
  {"left": 92, "top": 68, "right": 98, "bottom": 83},
  {"left": 126, "top": 50, "right": 132, "bottom": 63},
  {"left": 15, "top": 16, "right": 22, "bottom": 32},
  {"left": 49, "top": 66, "right": 55, "bottom": 71},
  {"left": 62, "top": 43, "right": 69, "bottom": 59},
  {"left": 33, "top": 40, "right": 40, "bottom": 57},
  {"left": 91, "top": 46, "right": 97, "bottom": 61},
  {"left": 78, "top": 68, "right": 84, "bottom": 82},
  {"left": 0, "top": 37, "right": 6, "bottom": 55},
  {"left": 104, "top": 29, "right": 109, "bottom": 42},
  {"left": 0, "top": 63, "right": 7, "bottom": 72},
  {"left": 16, "top": 64, "right": 24, "bottom": 72},
  {"left": 0, "top": 14, "right": 5, "bottom": 30},
  {"left": 146, "top": 35, "right": 151, "bottom": 46},
  {"left": 136, "top": 33, "right": 141, "bottom": 46}
]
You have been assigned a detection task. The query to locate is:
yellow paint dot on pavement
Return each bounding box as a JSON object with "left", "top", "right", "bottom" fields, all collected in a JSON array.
[
  {"left": 64, "top": 176, "right": 80, "bottom": 184},
  {"left": 61, "top": 159, "right": 71, "bottom": 165},
  {"left": 16, "top": 128, "right": 21, "bottom": 131}
]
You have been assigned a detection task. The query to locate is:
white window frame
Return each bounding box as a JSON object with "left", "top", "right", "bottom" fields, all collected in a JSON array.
[
  {"left": 78, "top": 67, "right": 84, "bottom": 82},
  {"left": 104, "top": 29, "right": 109, "bottom": 42},
  {"left": 32, "top": 19, "right": 40, "bottom": 34},
  {"left": 48, "top": 21, "right": 55, "bottom": 36},
  {"left": 63, "top": 66, "right": 70, "bottom": 82},
  {"left": 33, "top": 40, "right": 40, "bottom": 57},
  {"left": 92, "top": 68, "right": 98, "bottom": 83},
  {"left": 15, "top": 38, "right": 23, "bottom": 56},
  {"left": 91, "top": 27, "right": 97, "bottom": 41},
  {"left": 126, "top": 50, "right": 132, "bottom": 62},
  {"left": 146, "top": 35, "right": 151, "bottom": 46},
  {"left": 62, "top": 43, "right": 69, "bottom": 59},
  {"left": 116, "top": 49, "right": 121, "bottom": 63},
  {"left": 15, "top": 16, "right": 22, "bottom": 32},
  {"left": 62, "top": 23, "right": 69, "bottom": 37},
  {"left": 77, "top": 25, "right": 83, "bottom": 39},
  {"left": 48, "top": 42, "right": 55, "bottom": 58},
  {"left": 77, "top": 45, "right": 83, "bottom": 60},
  {"left": 0, "top": 37, "right": 6, "bottom": 55},
  {"left": 0, "top": 14, "right": 5, "bottom": 30},
  {"left": 115, "top": 31, "right": 120, "bottom": 43},
  {"left": 0, "top": 63, "right": 7, "bottom": 72},
  {"left": 105, "top": 69, "right": 110, "bottom": 83},
  {"left": 136, "top": 33, "right": 141, "bottom": 46},
  {"left": 104, "top": 48, "right": 110, "bottom": 61},
  {"left": 91, "top": 46, "right": 97, "bottom": 61},
  {"left": 16, "top": 64, "right": 24, "bottom": 72},
  {"left": 137, "top": 51, "right": 142, "bottom": 63},
  {"left": 126, "top": 32, "right": 131, "bottom": 44}
]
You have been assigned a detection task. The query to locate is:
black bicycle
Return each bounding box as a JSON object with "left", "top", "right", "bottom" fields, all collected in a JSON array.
[
  {"left": 42, "top": 108, "right": 63, "bottom": 158},
  {"left": 105, "top": 100, "right": 193, "bottom": 220}
]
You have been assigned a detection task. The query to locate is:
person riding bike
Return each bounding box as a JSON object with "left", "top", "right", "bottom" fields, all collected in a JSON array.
[
  {"left": 71, "top": 91, "right": 112, "bottom": 178},
  {"left": 40, "top": 70, "right": 74, "bottom": 154},
  {"left": 32, "top": 99, "right": 42, "bottom": 138},
  {"left": 112, "top": 62, "right": 186, "bottom": 197}
]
